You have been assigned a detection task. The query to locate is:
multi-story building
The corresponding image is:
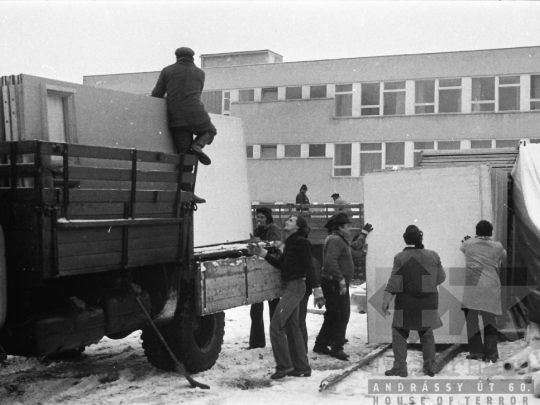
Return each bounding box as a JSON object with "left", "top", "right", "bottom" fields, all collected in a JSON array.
[{"left": 84, "top": 46, "right": 540, "bottom": 204}]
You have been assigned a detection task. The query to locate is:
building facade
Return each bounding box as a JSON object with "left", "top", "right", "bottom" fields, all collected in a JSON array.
[{"left": 84, "top": 46, "right": 540, "bottom": 204}]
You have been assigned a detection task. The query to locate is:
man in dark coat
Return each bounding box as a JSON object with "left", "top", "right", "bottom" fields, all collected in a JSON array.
[
  {"left": 151, "top": 47, "right": 217, "bottom": 166},
  {"left": 382, "top": 225, "right": 446, "bottom": 377}
]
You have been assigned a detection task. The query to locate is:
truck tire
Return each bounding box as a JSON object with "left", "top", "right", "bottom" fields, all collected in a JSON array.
[{"left": 142, "top": 300, "right": 225, "bottom": 373}]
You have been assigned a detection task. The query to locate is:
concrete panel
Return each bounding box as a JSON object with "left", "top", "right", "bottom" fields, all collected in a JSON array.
[
  {"left": 246, "top": 158, "right": 363, "bottom": 204},
  {"left": 18, "top": 74, "right": 251, "bottom": 247},
  {"left": 83, "top": 72, "right": 160, "bottom": 95},
  {"left": 364, "top": 165, "right": 495, "bottom": 344}
]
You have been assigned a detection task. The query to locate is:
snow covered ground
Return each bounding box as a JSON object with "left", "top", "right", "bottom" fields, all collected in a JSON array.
[{"left": 0, "top": 285, "right": 535, "bottom": 405}]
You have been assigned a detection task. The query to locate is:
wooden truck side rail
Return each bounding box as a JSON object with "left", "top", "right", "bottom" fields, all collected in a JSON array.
[{"left": 0, "top": 140, "right": 198, "bottom": 283}]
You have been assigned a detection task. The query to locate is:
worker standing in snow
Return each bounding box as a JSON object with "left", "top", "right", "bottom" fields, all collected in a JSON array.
[
  {"left": 151, "top": 47, "right": 217, "bottom": 166},
  {"left": 251, "top": 215, "right": 313, "bottom": 379},
  {"left": 382, "top": 225, "right": 446, "bottom": 377},
  {"left": 246, "top": 207, "right": 282, "bottom": 350},
  {"left": 313, "top": 212, "right": 355, "bottom": 361},
  {"left": 460, "top": 220, "right": 506, "bottom": 363}
]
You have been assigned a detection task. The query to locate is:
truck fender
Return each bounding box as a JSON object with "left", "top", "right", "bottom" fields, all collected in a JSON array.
[{"left": 0, "top": 225, "right": 6, "bottom": 329}]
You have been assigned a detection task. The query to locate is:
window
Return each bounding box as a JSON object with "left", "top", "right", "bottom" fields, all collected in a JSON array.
[
  {"left": 309, "top": 144, "right": 326, "bottom": 157},
  {"left": 531, "top": 139, "right": 540, "bottom": 144},
  {"left": 284, "top": 144, "right": 301, "bottom": 157},
  {"left": 285, "top": 86, "right": 302, "bottom": 100},
  {"left": 239, "top": 89, "right": 254, "bottom": 102},
  {"left": 200, "top": 90, "right": 223, "bottom": 114},
  {"left": 223, "top": 91, "right": 230, "bottom": 115},
  {"left": 335, "top": 84, "right": 353, "bottom": 117},
  {"left": 310, "top": 85, "right": 327, "bottom": 99},
  {"left": 531, "top": 75, "right": 540, "bottom": 110},
  {"left": 246, "top": 145, "right": 253, "bottom": 158},
  {"left": 472, "top": 77, "right": 495, "bottom": 112},
  {"left": 334, "top": 144, "right": 352, "bottom": 176},
  {"left": 415, "top": 80, "right": 435, "bottom": 114},
  {"left": 360, "top": 143, "right": 382, "bottom": 175},
  {"left": 385, "top": 142, "right": 405, "bottom": 166},
  {"left": 499, "top": 76, "right": 520, "bottom": 111},
  {"left": 496, "top": 139, "right": 519, "bottom": 148},
  {"left": 471, "top": 140, "right": 492, "bottom": 149},
  {"left": 361, "top": 83, "right": 380, "bottom": 116},
  {"left": 261, "top": 144, "right": 277, "bottom": 158},
  {"left": 439, "top": 78, "right": 462, "bottom": 113},
  {"left": 438, "top": 141, "right": 461, "bottom": 150},
  {"left": 383, "top": 81, "right": 405, "bottom": 115},
  {"left": 413, "top": 141, "right": 435, "bottom": 167},
  {"left": 262, "top": 88, "right": 278, "bottom": 102}
]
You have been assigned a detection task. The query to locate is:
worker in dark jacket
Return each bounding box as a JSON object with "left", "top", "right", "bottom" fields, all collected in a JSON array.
[
  {"left": 252, "top": 215, "right": 314, "bottom": 379},
  {"left": 314, "top": 212, "right": 355, "bottom": 361},
  {"left": 382, "top": 225, "right": 446, "bottom": 377},
  {"left": 151, "top": 47, "right": 216, "bottom": 166},
  {"left": 295, "top": 184, "right": 310, "bottom": 214},
  {"left": 247, "top": 207, "right": 282, "bottom": 349}
]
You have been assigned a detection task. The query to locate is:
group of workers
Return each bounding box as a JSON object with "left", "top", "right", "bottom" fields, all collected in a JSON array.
[{"left": 153, "top": 46, "right": 508, "bottom": 380}]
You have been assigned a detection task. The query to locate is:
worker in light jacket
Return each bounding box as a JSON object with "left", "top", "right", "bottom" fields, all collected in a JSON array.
[
  {"left": 313, "top": 212, "right": 355, "bottom": 361},
  {"left": 382, "top": 225, "right": 446, "bottom": 378},
  {"left": 460, "top": 220, "right": 506, "bottom": 363}
]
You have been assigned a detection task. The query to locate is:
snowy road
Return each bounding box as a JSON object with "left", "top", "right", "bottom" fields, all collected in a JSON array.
[{"left": 0, "top": 289, "right": 534, "bottom": 405}]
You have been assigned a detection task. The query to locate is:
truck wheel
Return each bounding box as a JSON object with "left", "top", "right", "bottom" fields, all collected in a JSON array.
[{"left": 142, "top": 301, "right": 225, "bottom": 373}]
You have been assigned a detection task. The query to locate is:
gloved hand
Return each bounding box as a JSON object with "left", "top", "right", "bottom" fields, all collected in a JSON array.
[
  {"left": 461, "top": 235, "right": 471, "bottom": 243},
  {"left": 362, "top": 223, "right": 373, "bottom": 234},
  {"left": 339, "top": 279, "right": 347, "bottom": 296},
  {"left": 313, "top": 287, "right": 325, "bottom": 309}
]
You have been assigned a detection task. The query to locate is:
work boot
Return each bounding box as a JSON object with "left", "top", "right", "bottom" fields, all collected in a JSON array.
[
  {"left": 385, "top": 368, "right": 408, "bottom": 378},
  {"left": 330, "top": 349, "right": 350, "bottom": 361},
  {"left": 191, "top": 132, "right": 214, "bottom": 166},
  {"left": 313, "top": 344, "right": 331, "bottom": 355},
  {"left": 191, "top": 194, "right": 206, "bottom": 204}
]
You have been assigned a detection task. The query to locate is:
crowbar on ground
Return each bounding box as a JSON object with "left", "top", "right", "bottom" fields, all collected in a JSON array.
[
  {"left": 319, "top": 344, "right": 391, "bottom": 391},
  {"left": 132, "top": 283, "right": 210, "bottom": 390}
]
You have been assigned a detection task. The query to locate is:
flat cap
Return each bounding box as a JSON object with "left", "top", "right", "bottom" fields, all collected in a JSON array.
[{"left": 175, "top": 47, "right": 195, "bottom": 58}]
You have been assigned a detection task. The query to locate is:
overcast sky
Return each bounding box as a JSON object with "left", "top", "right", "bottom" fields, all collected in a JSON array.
[{"left": 1, "top": 1, "right": 540, "bottom": 84}]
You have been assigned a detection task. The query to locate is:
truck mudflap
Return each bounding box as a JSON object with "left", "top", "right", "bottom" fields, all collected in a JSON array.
[{"left": 0, "top": 225, "right": 6, "bottom": 330}]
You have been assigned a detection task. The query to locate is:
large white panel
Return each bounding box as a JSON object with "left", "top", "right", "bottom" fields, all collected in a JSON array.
[
  {"left": 194, "top": 115, "right": 252, "bottom": 246},
  {"left": 364, "top": 165, "right": 493, "bottom": 344}
]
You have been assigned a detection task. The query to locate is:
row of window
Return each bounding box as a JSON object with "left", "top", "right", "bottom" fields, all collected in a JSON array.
[
  {"left": 221, "top": 74, "right": 540, "bottom": 117},
  {"left": 247, "top": 139, "right": 536, "bottom": 177}
]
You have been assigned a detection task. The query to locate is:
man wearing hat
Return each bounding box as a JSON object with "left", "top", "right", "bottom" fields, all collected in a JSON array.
[
  {"left": 313, "top": 212, "right": 354, "bottom": 360},
  {"left": 247, "top": 207, "right": 282, "bottom": 349},
  {"left": 152, "top": 47, "right": 217, "bottom": 166},
  {"left": 382, "top": 225, "right": 446, "bottom": 377},
  {"left": 295, "top": 185, "right": 310, "bottom": 213},
  {"left": 331, "top": 192, "right": 351, "bottom": 215}
]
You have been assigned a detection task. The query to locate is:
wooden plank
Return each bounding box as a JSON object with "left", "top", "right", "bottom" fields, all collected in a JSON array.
[
  {"left": 62, "top": 188, "right": 186, "bottom": 203},
  {"left": 58, "top": 251, "right": 122, "bottom": 271},
  {"left": 65, "top": 165, "right": 194, "bottom": 184},
  {"left": 66, "top": 201, "right": 177, "bottom": 218},
  {"left": 57, "top": 227, "right": 123, "bottom": 244},
  {"left": 58, "top": 239, "right": 124, "bottom": 258},
  {"left": 205, "top": 273, "right": 246, "bottom": 290},
  {"left": 39, "top": 142, "right": 198, "bottom": 166},
  {"left": 128, "top": 247, "right": 178, "bottom": 267},
  {"left": 431, "top": 343, "right": 462, "bottom": 375},
  {"left": 56, "top": 217, "right": 182, "bottom": 229},
  {"left": 200, "top": 296, "right": 248, "bottom": 315}
]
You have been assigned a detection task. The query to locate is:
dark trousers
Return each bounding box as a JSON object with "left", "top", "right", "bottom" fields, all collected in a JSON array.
[
  {"left": 462, "top": 308, "right": 499, "bottom": 358},
  {"left": 270, "top": 279, "right": 310, "bottom": 373},
  {"left": 315, "top": 277, "right": 350, "bottom": 352},
  {"left": 170, "top": 124, "right": 217, "bottom": 154},
  {"left": 249, "top": 299, "right": 280, "bottom": 348},
  {"left": 391, "top": 327, "right": 435, "bottom": 371},
  {"left": 298, "top": 284, "right": 311, "bottom": 352}
]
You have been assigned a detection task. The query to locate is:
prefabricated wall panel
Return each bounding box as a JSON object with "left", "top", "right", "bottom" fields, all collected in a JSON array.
[
  {"left": 2, "top": 74, "right": 252, "bottom": 247},
  {"left": 364, "top": 165, "right": 507, "bottom": 344}
]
